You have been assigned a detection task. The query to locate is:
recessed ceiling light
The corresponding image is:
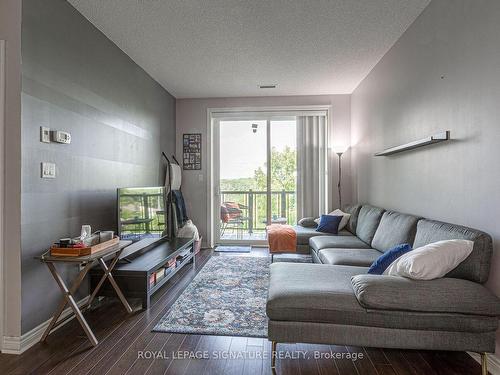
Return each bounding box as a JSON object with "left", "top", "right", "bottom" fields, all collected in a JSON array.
[{"left": 259, "top": 84, "right": 277, "bottom": 89}]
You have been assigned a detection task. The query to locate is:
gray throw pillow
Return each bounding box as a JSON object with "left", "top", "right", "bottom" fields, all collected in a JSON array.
[{"left": 298, "top": 217, "right": 318, "bottom": 227}]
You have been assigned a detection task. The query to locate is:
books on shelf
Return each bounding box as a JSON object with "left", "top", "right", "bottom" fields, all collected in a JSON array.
[
  {"left": 155, "top": 267, "right": 166, "bottom": 282},
  {"left": 164, "top": 266, "right": 173, "bottom": 276},
  {"left": 150, "top": 267, "right": 167, "bottom": 286},
  {"left": 150, "top": 262, "right": 178, "bottom": 287},
  {"left": 149, "top": 251, "right": 192, "bottom": 287},
  {"left": 176, "top": 250, "right": 191, "bottom": 262}
]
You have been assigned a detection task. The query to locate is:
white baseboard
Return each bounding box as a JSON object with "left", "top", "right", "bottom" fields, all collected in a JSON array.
[
  {"left": 469, "top": 352, "right": 500, "bottom": 375},
  {"left": 2, "top": 296, "right": 89, "bottom": 355}
]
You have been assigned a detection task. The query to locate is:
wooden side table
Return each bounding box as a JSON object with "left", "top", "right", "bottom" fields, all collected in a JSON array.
[{"left": 36, "top": 240, "right": 133, "bottom": 346}]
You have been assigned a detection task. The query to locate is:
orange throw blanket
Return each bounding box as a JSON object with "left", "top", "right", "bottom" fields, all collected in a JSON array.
[{"left": 266, "top": 224, "right": 297, "bottom": 253}]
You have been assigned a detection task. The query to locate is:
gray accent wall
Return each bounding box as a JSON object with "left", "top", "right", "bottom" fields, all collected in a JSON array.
[
  {"left": 0, "top": 0, "right": 22, "bottom": 338},
  {"left": 21, "top": 0, "right": 175, "bottom": 333},
  {"left": 351, "top": 0, "right": 500, "bottom": 352}
]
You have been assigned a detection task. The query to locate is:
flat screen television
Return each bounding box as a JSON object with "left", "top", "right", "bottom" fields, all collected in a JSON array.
[{"left": 117, "top": 186, "right": 167, "bottom": 242}]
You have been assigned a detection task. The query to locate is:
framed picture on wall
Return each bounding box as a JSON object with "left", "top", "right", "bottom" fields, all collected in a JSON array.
[{"left": 183, "top": 133, "right": 202, "bottom": 170}]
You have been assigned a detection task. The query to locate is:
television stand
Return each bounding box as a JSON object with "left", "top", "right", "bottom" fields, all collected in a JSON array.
[
  {"left": 118, "top": 238, "right": 162, "bottom": 262},
  {"left": 90, "top": 237, "right": 194, "bottom": 309}
]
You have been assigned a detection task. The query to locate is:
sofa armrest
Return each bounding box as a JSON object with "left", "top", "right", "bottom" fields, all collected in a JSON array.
[{"left": 351, "top": 274, "right": 500, "bottom": 316}]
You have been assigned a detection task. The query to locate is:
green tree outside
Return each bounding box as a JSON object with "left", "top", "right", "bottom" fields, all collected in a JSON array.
[{"left": 253, "top": 146, "right": 296, "bottom": 191}]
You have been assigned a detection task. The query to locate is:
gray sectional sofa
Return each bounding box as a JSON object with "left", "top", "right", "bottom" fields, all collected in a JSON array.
[{"left": 267, "top": 204, "right": 500, "bottom": 374}]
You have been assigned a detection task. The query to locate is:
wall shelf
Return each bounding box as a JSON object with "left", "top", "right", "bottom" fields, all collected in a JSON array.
[{"left": 374, "top": 131, "right": 450, "bottom": 156}]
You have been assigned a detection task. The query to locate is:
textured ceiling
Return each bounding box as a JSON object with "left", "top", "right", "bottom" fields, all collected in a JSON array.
[{"left": 69, "top": 0, "right": 430, "bottom": 98}]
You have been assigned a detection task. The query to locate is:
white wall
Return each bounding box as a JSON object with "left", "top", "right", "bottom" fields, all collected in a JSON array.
[
  {"left": 351, "top": 0, "right": 500, "bottom": 353},
  {"left": 176, "top": 95, "right": 351, "bottom": 246},
  {"left": 0, "top": 0, "right": 22, "bottom": 339}
]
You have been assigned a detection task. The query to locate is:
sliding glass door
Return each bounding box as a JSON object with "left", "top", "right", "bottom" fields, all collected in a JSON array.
[
  {"left": 218, "top": 119, "right": 269, "bottom": 242},
  {"left": 215, "top": 117, "right": 297, "bottom": 244}
]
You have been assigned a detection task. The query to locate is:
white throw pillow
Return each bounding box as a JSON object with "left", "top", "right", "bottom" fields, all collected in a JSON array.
[
  {"left": 384, "top": 239, "right": 474, "bottom": 280},
  {"left": 314, "top": 209, "right": 351, "bottom": 231}
]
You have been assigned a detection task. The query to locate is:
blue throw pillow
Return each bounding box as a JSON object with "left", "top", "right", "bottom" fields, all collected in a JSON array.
[
  {"left": 368, "top": 243, "right": 413, "bottom": 275},
  {"left": 316, "top": 215, "right": 343, "bottom": 235}
]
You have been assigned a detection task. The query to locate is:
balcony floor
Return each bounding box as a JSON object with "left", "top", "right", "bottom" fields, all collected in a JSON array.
[{"left": 220, "top": 229, "right": 267, "bottom": 241}]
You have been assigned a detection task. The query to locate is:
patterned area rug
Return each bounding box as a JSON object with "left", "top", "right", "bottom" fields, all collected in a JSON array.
[{"left": 153, "top": 256, "right": 270, "bottom": 337}]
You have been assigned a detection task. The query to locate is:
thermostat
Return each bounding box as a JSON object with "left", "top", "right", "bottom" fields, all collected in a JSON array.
[{"left": 51, "top": 130, "right": 71, "bottom": 144}]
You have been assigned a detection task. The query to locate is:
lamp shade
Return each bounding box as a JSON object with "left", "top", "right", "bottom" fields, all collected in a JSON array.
[{"left": 333, "top": 144, "right": 349, "bottom": 154}]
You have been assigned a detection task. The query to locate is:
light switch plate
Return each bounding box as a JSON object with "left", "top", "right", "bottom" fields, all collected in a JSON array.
[
  {"left": 40, "top": 126, "right": 50, "bottom": 143},
  {"left": 41, "top": 162, "right": 56, "bottom": 179}
]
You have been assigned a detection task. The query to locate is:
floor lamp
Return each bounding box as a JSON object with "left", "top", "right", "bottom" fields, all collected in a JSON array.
[{"left": 333, "top": 146, "right": 348, "bottom": 208}]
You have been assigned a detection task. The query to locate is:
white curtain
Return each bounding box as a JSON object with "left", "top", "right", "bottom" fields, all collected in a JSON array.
[{"left": 296, "top": 115, "right": 328, "bottom": 220}]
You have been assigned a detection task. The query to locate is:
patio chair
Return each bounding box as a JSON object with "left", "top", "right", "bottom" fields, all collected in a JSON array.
[{"left": 220, "top": 202, "right": 250, "bottom": 239}]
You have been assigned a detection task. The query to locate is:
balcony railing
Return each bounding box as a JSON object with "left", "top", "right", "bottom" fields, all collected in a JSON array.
[{"left": 220, "top": 190, "right": 296, "bottom": 234}]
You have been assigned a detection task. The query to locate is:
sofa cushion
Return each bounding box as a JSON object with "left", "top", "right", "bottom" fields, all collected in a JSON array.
[
  {"left": 367, "top": 243, "right": 412, "bottom": 274},
  {"left": 413, "top": 219, "right": 493, "bottom": 284},
  {"left": 318, "top": 248, "right": 382, "bottom": 266},
  {"left": 385, "top": 239, "right": 474, "bottom": 280},
  {"left": 343, "top": 204, "right": 362, "bottom": 234},
  {"left": 267, "top": 263, "right": 498, "bottom": 333},
  {"left": 316, "top": 214, "right": 343, "bottom": 234},
  {"left": 314, "top": 209, "right": 351, "bottom": 231},
  {"left": 371, "top": 211, "right": 420, "bottom": 252},
  {"left": 310, "top": 235, "right": 370, "bottom": 252},
  {"left": 267, "top": 263, "right": 369, "bottom": 322},
  {"left": 351, "top": 274, "right": 500, "bottom": 317},
  {"left": 294, "top": 225, "right": 351, "bottom": 245},
  {"left": 356, "top": 205, "right": 385, "bottom": 245},
  {"left": 298, "top": 217, "right": 317, "bottom": 228}
]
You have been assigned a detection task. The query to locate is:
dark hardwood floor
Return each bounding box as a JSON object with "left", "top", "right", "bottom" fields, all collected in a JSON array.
[{"left": 0, "top": 248, "right": 484, "bottom": 375}]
